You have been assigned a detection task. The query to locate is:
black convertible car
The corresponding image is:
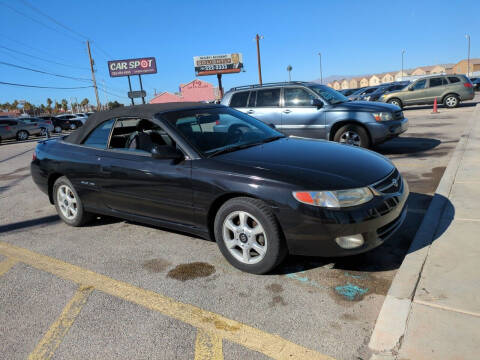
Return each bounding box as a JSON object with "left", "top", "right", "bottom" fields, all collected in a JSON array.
[{"left": 31, "top": 103, "right": 408, "bottom": 274}]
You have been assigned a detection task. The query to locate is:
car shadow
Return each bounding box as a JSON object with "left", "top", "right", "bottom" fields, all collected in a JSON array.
[
  {"left": 273, "top": 193, "right": 454, "bottom": 274},
  {"left": 402, "top": 100, "right": 478, "bottom": 111},
  {"left": 374, "top": 137, "right": 441, "bottom": 155}
]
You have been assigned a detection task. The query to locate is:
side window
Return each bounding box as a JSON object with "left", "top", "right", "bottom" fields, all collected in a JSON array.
[
  {"left": 448, "top": 76, "right": 460, "bottom": 84},
  {"left": 256, "top": 88, "right": 280, "bottom": 107},
  {"left": 429, "top": 78, "right": 444, "bottom": 88},
  {"left": 83, "top": 119, "right": 115, "bottom": 149},
  {"left": 229, "top": 92, "right": 249, "bottom": 107},
  {"left": 109, "top": 118, "right": 175, "bottom": 153},
  {"left": 284, "top": 88, "right": 315, "bottom": 107},
  {"left": 412, "top": 79, "right": 426, "bottom": 90},
  {"left": 248, "top": 91, "right": 256, "bottom": 107}
]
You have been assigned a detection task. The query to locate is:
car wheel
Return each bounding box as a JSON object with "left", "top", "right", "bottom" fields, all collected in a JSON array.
[
  {"left": 69, "top": 124, "right": 77, "bottom": 130},
  {"left": 333, "top": 124, "right": 370, "bottom": 148},
  {"left": 16, "top": 130, "right": 29, "bottom": 141},
  {"left": 387, "top": 98, "right": 403, "bottom": 108},
  {"left": 214, "top": 197, "right": 287, "bottom": 274},
  {"left": 53, "top": 176, "right": 93, "bottom": 227},
  {"left": 54, "top": 125, "right": 62, "bottom": 133},
  {"left": 444, "top": 95, "right": 459, "bottom": 108},
  {"left": 40, "top": 127, "right": 47, "bottom": 136}
]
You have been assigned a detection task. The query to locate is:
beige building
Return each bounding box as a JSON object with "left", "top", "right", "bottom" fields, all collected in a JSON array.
[
  {"left": 452, "top": 58, "right": 480, "bottom": 75},
  {"left": 380, "top": 72, "right": 395, "bottom": 83},
  {"left": 359, "top": 77, "right": 369, "bottom": 87},
  {"left": 349, "top": 78, "right": 359, "bottom": 89},
  {"left": 430, "top": 64, "right": 454, "bottom": 74},
  {"left": 369, "top": 74, "right": 381, "bottom": 86},
  {"left": 411, "top": 65, "right": 436, "bottom": 76},
  {"left": 341, "top": 79, "right": 349, "bottom": 89},
  {"left": 332, "top": 80, "right": 341, "bottom": 90}
]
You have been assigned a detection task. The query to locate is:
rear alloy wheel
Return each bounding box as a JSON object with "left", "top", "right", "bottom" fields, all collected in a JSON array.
[
  {"left": 54, "top": 125, "right": 62, "bottom": 133},
  {"left": 40, "top": 127, "right": 47, "bottom": 136},
  {"left": 69, "top": 123, "right": 77, "bottom": 130},
  {"left": 53, "top": 176, "right": 93, "bottom": 226},
  {"left": 444, "top": 95, "right": 459, "bottom": 108},
  {"left": 214, "top": 197, "right": 287, "bottom": 274},
  {"left": 16, "top": 130, "right": 29, "bottom": 141},
  {"left": 334, "top": 124, "right": 370, "bottom": 148},
  {"left": 387, "top": 98, "right": 402, "bottom": 108}
]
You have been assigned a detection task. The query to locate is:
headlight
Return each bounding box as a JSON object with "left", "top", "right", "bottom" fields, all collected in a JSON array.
[
  {"left": 372, "top": 112, "right": 393, "bottom": 122},
  {"left": 293, "top": 188, "right": 374, "bottom": 208}
]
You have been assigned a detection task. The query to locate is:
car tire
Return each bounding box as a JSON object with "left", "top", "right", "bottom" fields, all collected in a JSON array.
[
  {"left": 53, "top": 176, "right": 93, "bottom": 227},
  {"left": 443, "top": 94, "right": 459, "bottom": 108},
  {"left": 54, "top": 125, "right": 62, "bottom": 133},
  {"left": 40, "top": 127, "right": 47, "bottom": 136},
  {"left": 214, "top": 197, "right": 287, "bottom": 274},
  {"left": 16, "top": 130, "right": 29, "bottom": 141},
  {"left": 69, "top": 124, "right": 77, "bottom": 130},
  {"left": 333, "top": 124, "right": 370, "bottom": 148},
  {"left": 387, "top": 98, "right": 403, "bottom": 108}
]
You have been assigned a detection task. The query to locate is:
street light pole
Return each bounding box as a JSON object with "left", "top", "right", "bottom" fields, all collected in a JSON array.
[
  {"left": 287, "top": 65, "right": 292, "bottom": 82},
  {"left": 401, "top": 49, "right": 406, "bottom": 80},
  {"left": 318, "top": 52, "right": 323, "bottom": 84},
  {"left": 255, "top": 34, "right": 263, "bottom": 85},
  {"left": 466, "top": 34, "right": 471, "bottom": 77}
]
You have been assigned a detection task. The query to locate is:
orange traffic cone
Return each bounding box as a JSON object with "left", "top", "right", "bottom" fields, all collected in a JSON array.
[{"left": 432, "top": 97, "right": 439, "bottom": 113}]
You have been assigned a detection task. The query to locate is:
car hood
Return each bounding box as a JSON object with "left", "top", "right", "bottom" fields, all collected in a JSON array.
[
  {"left": 328, "top": 100, "right": 399, "bottom": 112},
  {"left": 214, "top": 137, "right": 394, "bottom": 190}
]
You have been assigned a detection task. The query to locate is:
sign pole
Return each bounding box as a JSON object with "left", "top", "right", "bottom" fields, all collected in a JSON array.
[
  {"left": 216, "top": 73, "right": 224, "bottom": 100},
  {"left": 127, "top": 76, "right": 134, "bottom": 106},
  {"left": 138, "top": 75, "right": 146, "bottom": 104}
]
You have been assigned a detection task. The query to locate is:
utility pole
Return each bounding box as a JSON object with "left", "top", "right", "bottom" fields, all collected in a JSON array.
[
  {"left": 287, "top": 65, "right": 292, "bottom": 82},
  {"left": 466, "top": 34, "right": 471, "bottom": 77},
  {"left": 255, "top": 34, "right": 263, "bottom": 85},
  {"left": 401, "top": 49, "right": 406, "bottom": 80},
  {"left": 102, "top": 80, "right": 108, "bottom": 109},
  {"left": 318, "top": 53, "right": 323, "bottom": 84},
  {"left": 86, "top": 40, "right": 101, "bottom": 110}
]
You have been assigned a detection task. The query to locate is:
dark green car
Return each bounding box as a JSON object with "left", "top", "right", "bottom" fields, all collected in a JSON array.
[{"left": 380, "top": 75, "right": 475, "bottom": 109}]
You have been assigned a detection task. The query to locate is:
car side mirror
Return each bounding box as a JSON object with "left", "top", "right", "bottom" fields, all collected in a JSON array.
[
  {"left": 267, "top": 123, "right": 276, "bottom": 129},
  {"left": 151, "top": 146, "right": 184, "bottom": 161},
  {"left": 311, "top": 98, "right": 323, "bottom": 108}
]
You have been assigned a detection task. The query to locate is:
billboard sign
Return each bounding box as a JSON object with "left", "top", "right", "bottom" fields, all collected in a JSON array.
[
  {"left": 108, "top": 57, "right": 157, "bottom": 77},
  {"left": 128, "top": 90, "right": 147, "bottom": 99},
  {"left": 193, "top": 53, "right": 243, "bottom": 76}
]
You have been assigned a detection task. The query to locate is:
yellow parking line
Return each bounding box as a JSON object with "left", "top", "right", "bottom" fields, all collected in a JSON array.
[
  {"left": 28, "top": 285, "right": 93, "bottom": 360},
  {"left": 0, "top": 257, "right": 17, "bottom": 276},
  {"left": 0, "top": 241, "right": 334, "bottom": 360},
  {"left": 195, "top": 329, "right": 223, "bottom": 360}
]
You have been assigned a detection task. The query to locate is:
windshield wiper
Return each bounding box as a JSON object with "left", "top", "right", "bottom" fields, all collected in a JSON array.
[{"left": 208, "top": 135, "right": 284, "bottom": 158}]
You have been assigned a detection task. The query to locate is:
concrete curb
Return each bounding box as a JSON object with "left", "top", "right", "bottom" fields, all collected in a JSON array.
[{"left": 368, "top": 104, "right": 480, "bottom": 356}]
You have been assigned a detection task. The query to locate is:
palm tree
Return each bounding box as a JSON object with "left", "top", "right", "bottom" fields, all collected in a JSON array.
[
  {"left": 46, "top": 98, "right": 53, "bottom": 114},
  {"left": 80, "top": 98, "right": 89, "bottom": 111},
  {"left": 61, "top": 99, "right": 68, "bottom": 112}
]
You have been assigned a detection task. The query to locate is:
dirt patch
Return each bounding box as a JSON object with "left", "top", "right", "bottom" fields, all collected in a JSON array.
[
  {"left": 167, "top": 262, "right": 215, "bottom": 281},
  {"left": 143, "top": 258, "right": 171, "bottom": 273},
  {"left": 265, "top": 283, "right": 283, "bottom": 293},
  {"left": 0, "top": 166, "right": 30, "bottom": 181},
  {"left": 213, "top": 319, "right": 240, "bottom": 332},
  {"left": 340, "top": 313, "right": 358, "bottom": 321},
  {"left": 269, "top": 295, "right": 287, "bottom": 307}
]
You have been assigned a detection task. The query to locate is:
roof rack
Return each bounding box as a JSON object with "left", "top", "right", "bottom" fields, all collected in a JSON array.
[{"left": 229, "top": 81, "right": 309, "bottom": 91}]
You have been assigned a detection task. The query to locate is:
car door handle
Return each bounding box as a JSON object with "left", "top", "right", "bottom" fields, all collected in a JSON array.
[
  {"left": 246, "top": 110, "right": 254, "bottom": 114},
  {"left": 283, "top": 109, "right": 292, "bottom": 114}
]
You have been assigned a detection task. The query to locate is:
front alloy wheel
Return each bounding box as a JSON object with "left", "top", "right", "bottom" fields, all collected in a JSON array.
[
  {"left": 222, "top": 211, "right": 267, "bottom": 265},
  {"left": 214, "top": 197, "right": 287, "bottom": 274},
  {"left": 339, "top": 130, "right": 362, "bottom": 146}
]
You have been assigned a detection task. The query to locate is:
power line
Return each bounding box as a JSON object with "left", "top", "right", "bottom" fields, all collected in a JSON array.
[
  {"left": 0, "top": 45, "right": 88, "bottom": 70},
  {"left": 0, "top": 61, "right": 93, "bottom": 82},
  {"left": 0, "top": 1, "right": 84, "bottom": 43},
  {"left": 0, "top": 81, "right": 93, "bottom": 89},
  {"left": 19, "top": 0, "right": 89, "bottom": 41}
]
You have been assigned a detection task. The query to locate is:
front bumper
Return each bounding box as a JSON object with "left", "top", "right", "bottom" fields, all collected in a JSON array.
[
  {"left": 279, "top": 172, "right": 409, "bottom": 257},
  {"left": 365, "top": 117, "right": 408, "bottom": 145}
]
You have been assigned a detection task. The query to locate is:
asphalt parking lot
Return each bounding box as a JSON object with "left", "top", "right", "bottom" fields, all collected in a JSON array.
[{"left": 0, "top": 97, "right": 478, "bottom": 360}]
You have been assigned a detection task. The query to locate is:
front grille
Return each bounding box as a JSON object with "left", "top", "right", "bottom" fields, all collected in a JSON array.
[
  {"left": 372, "top": 169, "right": 402, "bottom": 194},
  {"left": 377, "top": 208, "right": 407, "bottom": 241},
  {"left": 394, "top": 110, "right": 404, "bottom": 120}
]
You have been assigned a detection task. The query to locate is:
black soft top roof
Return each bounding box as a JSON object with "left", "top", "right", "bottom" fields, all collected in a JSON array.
[{"left": 64, "top": 102, "right": 223, "bottom": 144}]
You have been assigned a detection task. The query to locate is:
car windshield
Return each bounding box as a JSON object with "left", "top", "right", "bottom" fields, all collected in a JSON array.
[
  {"left": 164, "top": 107, "right": 284, "bottom": 157},
  {"left": 307, "top": 84, "right": 349, "bottom": 104}
]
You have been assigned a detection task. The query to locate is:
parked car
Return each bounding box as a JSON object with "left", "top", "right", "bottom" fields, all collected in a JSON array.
[
  {"left": 0, "top": 118, "right": 42, "bottom": 142},
  {"left": 55, "top": 114, "right": 85, "bottom": 129},
  {"left": 221, "top": 81, "right": 408, "bottom": 148},
  {"left": 348, "top": 86, "right": 381, "bottom": 101},
  {"left": 364, "top": 82, "right": 410, "bottom": 102},
  {"left": 19, "top": 117, "right": 54, "bottom": 136},
  {"left": 470, "top": 78, "right": 480, "bottom": 91},
  {"left": 339, "top": 88, "right": 361, "bottom": 96},
  {"left": 380, "top": 75, "right": 475, "bottom": 109},
  {"left": 31, "top": 103, "right": 408, "bottom": 274},
  {"left": 40, "top": 116, "right": 82, "bottom": 132}
]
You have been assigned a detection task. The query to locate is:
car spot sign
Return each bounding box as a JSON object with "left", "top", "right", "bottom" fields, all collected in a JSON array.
[
  {"left": 108, "top": 57, "right": 157, "bottom": 77},
  {"left": 193, "top": 53, "right": 243, "bottom": 76}
]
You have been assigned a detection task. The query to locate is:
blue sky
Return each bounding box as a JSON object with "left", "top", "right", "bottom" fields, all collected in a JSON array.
[{"left": 0, "top": 0, "right": 479, "bottom": 106}]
